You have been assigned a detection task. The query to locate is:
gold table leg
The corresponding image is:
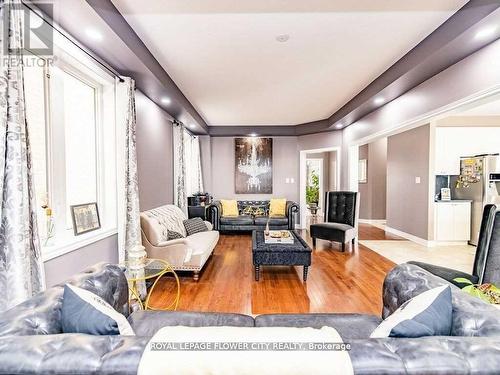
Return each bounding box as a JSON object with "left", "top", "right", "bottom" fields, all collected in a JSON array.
[{"left": 144, "top": 265, "right": 180, "bottom": 311}]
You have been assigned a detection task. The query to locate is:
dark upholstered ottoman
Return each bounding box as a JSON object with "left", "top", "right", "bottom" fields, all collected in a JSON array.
[{"left": 252, "top": 230, "right": 312, "bottom": 282}]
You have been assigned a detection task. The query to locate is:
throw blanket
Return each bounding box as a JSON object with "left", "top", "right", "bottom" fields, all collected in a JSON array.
[{"left": 138, "top": 326, "right": 353, "bottom": 375}]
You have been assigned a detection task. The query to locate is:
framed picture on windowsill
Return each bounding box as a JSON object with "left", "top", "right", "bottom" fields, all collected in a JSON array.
[{"left": 70, "top": 202, "right": 101, "bottom": 236}]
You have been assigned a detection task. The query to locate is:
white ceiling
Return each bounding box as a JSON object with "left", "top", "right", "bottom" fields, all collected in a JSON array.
[{"left": 112, "top": 0, "right": 468, "bottom": 126}]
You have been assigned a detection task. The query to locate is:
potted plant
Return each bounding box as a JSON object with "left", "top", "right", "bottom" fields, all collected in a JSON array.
[{"left": 306, "top": 170, "right": 320, "bottom": 215}]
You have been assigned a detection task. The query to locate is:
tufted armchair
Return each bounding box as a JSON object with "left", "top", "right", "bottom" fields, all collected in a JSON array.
[
  {"left": 409, "top": 204, "right": 500, "bottom": 287},
  {"left": 310, "top": 191, "right": 359, "bottom": 251}
]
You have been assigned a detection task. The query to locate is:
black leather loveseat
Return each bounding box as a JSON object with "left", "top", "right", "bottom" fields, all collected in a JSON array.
[
  {"left": 1, "top": 262, "right": 500, "bottom": 374},
  {"left": 208, "top": 200, "right": 299, "bottom": 232}
]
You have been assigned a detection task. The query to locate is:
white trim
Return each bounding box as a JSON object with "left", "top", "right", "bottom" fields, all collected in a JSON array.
[
  {"left": 384, "top": 226, "right": 431, "bottom": 247},
  {"left": 359, "top": 219, "right": 386, "bottom": 224},
  {"left": 384, "top": 225, "right": 470, "bottom": 247},
  {"left": 42, "top": 228, "right": 117, "bottom": 262},
  {"left": 346, "top": 84, "right": 500, "bottom": 149}
]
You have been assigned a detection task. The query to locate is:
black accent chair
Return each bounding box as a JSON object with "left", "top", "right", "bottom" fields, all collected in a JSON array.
[
  {"left": 410, "top": 204, "right": 500, "bottom": 287},
  {"left": 310, "top": 191, "right": 359, "bottom": 252}
]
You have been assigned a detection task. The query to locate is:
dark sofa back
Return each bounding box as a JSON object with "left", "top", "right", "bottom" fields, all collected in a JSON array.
[
  {"left": 0, "top": 263, "right": 129, "bottom": 337},
  {"left": 237, "top": 200, "right": 270, "bottom": 214}
]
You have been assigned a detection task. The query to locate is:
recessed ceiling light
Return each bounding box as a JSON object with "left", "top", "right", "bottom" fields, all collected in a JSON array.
[
  {"left": 161, "top": 97, "right": 171, "bottom": 105},
  {"left": 85, "top": 28, "right": 103, "bottom": 41},
  {"left": 188, "top": 124, "right": 196, "bottom": 129},
  {"left": 475, "top": 25, "right": 498, "bottom": 40},
  {"left": 250, "top": 133, "right": 257, "bottom": 137},
  {"left": 374, "top": 97, "right": 385, "bottom": 105},
  {"left": 335, "top": 124, "right": 343, "bottom": 129},
  {"left": 276, "top": 34, "right": 290, "bottom": 43}
]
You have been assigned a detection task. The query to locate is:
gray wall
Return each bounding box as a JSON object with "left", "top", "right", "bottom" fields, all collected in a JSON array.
[
  {"left": 369, "top": 138, "right": 387, "bottom": 220},
  {"left": 297, "top": 131, "right": 343, "bottom": 151},
  {"left": 44, "top": 235, "right": 118, "bottom": 287},
  {"left": 135, "top": 91, "right": 174, "bottom": 211},
  {"left": 358, "top": 139, "right": 387, "bottom": 220},
  {"left": 386, "top": 125, "right": 430, "bottom": 239},
  {"left": 209, "top": 137, "right": 299, "bottom": 202}
]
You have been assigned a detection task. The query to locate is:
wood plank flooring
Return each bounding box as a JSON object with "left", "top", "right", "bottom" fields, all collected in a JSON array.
[{"left": 150, "top": 224, "right": 401, "bottom": 316}]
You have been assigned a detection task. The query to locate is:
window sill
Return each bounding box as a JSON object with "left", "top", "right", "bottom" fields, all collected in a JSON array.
[{"left": 42, "top": 227, "right": 118, "bottom": 262}]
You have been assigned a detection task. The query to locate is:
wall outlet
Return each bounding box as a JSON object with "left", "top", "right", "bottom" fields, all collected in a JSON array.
[
  {"left": 285, "top": 178, "right": 290, "bottom": 184},
  {"left": 290, "top": 178, "right": 295, "bottom": 184},
  {"left": 415, "top": 177, "right": 421, "bottom": 184}
]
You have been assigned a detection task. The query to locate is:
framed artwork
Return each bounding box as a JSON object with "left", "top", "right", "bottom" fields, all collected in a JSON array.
[
  {"left": 358, "top": 159, "right": 367, "bottom": 183},
  {"left": 235, "top": 137, "right": 273, "bottom": 194},
  {"left": 70, "top": 202, "right": 101, "bottom": 236},
  {"left": 441, "top": 188, "right": 451, "bottom": 201}
]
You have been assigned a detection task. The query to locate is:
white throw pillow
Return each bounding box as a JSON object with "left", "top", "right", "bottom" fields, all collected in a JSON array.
[{"left": 370, "top": 285, "right": 452, "bottom": 338}]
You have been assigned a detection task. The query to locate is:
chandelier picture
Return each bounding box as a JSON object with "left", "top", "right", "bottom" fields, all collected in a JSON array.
[{"left": 235, "top": 137, "right": 273, "bottom": 194}]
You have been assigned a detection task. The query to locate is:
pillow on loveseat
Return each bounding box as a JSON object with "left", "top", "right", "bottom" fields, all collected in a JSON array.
[
  {"left": 370, "top": 285, "right": 452, "bottom": 338},
  {"left": 61, "top": 284, "right": 135, "bottom": 336},
  {"left": 183, "top": 217, "right": 209, "bottom": 236},
  {"left": 269, "top": 198, "right": 286, "bottom": 217},
  {"left": 242, "top": 205, "right": 268, "bottom": 217},
  {"left": 221, "top": 200, "right": 239, "bottom": 216}
]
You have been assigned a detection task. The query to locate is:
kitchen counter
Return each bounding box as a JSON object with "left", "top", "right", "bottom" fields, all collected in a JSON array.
[{"left": 434, "top": 200, "right": 472, "bottom": 203}]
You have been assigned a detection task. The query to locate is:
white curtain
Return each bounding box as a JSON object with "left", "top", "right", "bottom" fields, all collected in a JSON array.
[
  {"left": 116, "top": 78, "right": 144, "bottom": 264},
  {"left": 173, "top": 121, "right": 204, "bottom": 213},
  {"left": 0, "top": 0, "right": 46, "bottom": 312}
]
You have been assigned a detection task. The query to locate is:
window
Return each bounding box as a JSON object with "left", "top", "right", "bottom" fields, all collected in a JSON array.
[
  {"left": 23, "top": 33, "right": 117, "bottom": 260},
  {"left": 61, "top": 69, "right": 98, "bottom": 226}
]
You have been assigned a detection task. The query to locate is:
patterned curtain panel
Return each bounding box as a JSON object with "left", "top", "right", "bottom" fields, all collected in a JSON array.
[
  {"left": 116, "top": 78, "right": 145, "bottom": 264},
  {"left": 173, "top": 122, "right": 204, "bottom": 213},
  {"left": 0, "top": 0, "right": 46, "bottom": 312},
  {"left": 185, "top": 134, "right": 204, "bottom": 196},
  {"left": 173, "top": 121, "right": 187, "bottom": 212}
]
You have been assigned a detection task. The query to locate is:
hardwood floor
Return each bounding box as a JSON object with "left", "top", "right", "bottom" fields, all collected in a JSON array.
[{"left": 150, "top": 224, "right": 401, "bottom": 316}]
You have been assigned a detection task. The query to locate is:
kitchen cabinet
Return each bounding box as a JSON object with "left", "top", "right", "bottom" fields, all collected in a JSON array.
[
  {"left": 434, "top": 201, "right": 471, "bottom": 242},
  {"left": 434, "top": 127, "right": 500, "bottom": 175},
  {"left": 435, "top": 131, "right": 461, "bottom": 175}
]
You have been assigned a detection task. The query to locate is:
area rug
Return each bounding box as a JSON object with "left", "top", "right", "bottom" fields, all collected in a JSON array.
[{"left": 359, "top": 240, "right": 475, "bottom": 273}]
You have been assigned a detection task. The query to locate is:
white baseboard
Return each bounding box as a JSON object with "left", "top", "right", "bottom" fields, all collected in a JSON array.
[
  {"left": 359, "top": 219, "right": 386, "bottom": 225},
  {"left": 384, "top": 226, "right": 432, "bottom": 247},
  {"left": 383, "top": 226, "right": 470, "bottom": 247}
]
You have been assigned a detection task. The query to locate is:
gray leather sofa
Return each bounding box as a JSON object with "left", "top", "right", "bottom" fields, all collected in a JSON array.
[
  {"left": 1, "top": 262, "right": 500, "bottom": 374},
  {"left": 208, "top": 200, "right": 299, "bottom": 232}
]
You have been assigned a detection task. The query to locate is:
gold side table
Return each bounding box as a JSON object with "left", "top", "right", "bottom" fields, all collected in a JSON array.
[{"left": 122, "top": 258, "right": 180, "bottom": 312}]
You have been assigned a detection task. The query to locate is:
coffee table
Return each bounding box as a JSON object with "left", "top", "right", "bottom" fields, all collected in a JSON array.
[{"left": 252, "top": 230, "right": 312, "bottom": 282}]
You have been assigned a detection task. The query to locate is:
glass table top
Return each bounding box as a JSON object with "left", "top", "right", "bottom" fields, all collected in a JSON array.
[{"left": 121, "top": 258, "right": 171, "bottom": 281}]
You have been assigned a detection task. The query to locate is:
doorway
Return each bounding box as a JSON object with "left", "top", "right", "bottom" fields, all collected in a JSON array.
[{"left": 299, "top": 147, "right": 340, "bottom": 229}]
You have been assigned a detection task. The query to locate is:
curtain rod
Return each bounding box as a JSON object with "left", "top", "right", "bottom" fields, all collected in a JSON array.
[{"left": 21, "top": 1, "right": 125, "bottom": 83}]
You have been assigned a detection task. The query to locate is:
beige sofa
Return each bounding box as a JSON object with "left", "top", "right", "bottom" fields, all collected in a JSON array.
[{"left": 140, "top": 205, "right": 219, "bottom": 281}]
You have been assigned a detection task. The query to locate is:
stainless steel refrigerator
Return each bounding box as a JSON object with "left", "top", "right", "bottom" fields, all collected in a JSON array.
[{"left": 453, "top": 154, "right": 500, "bottom": 246}]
